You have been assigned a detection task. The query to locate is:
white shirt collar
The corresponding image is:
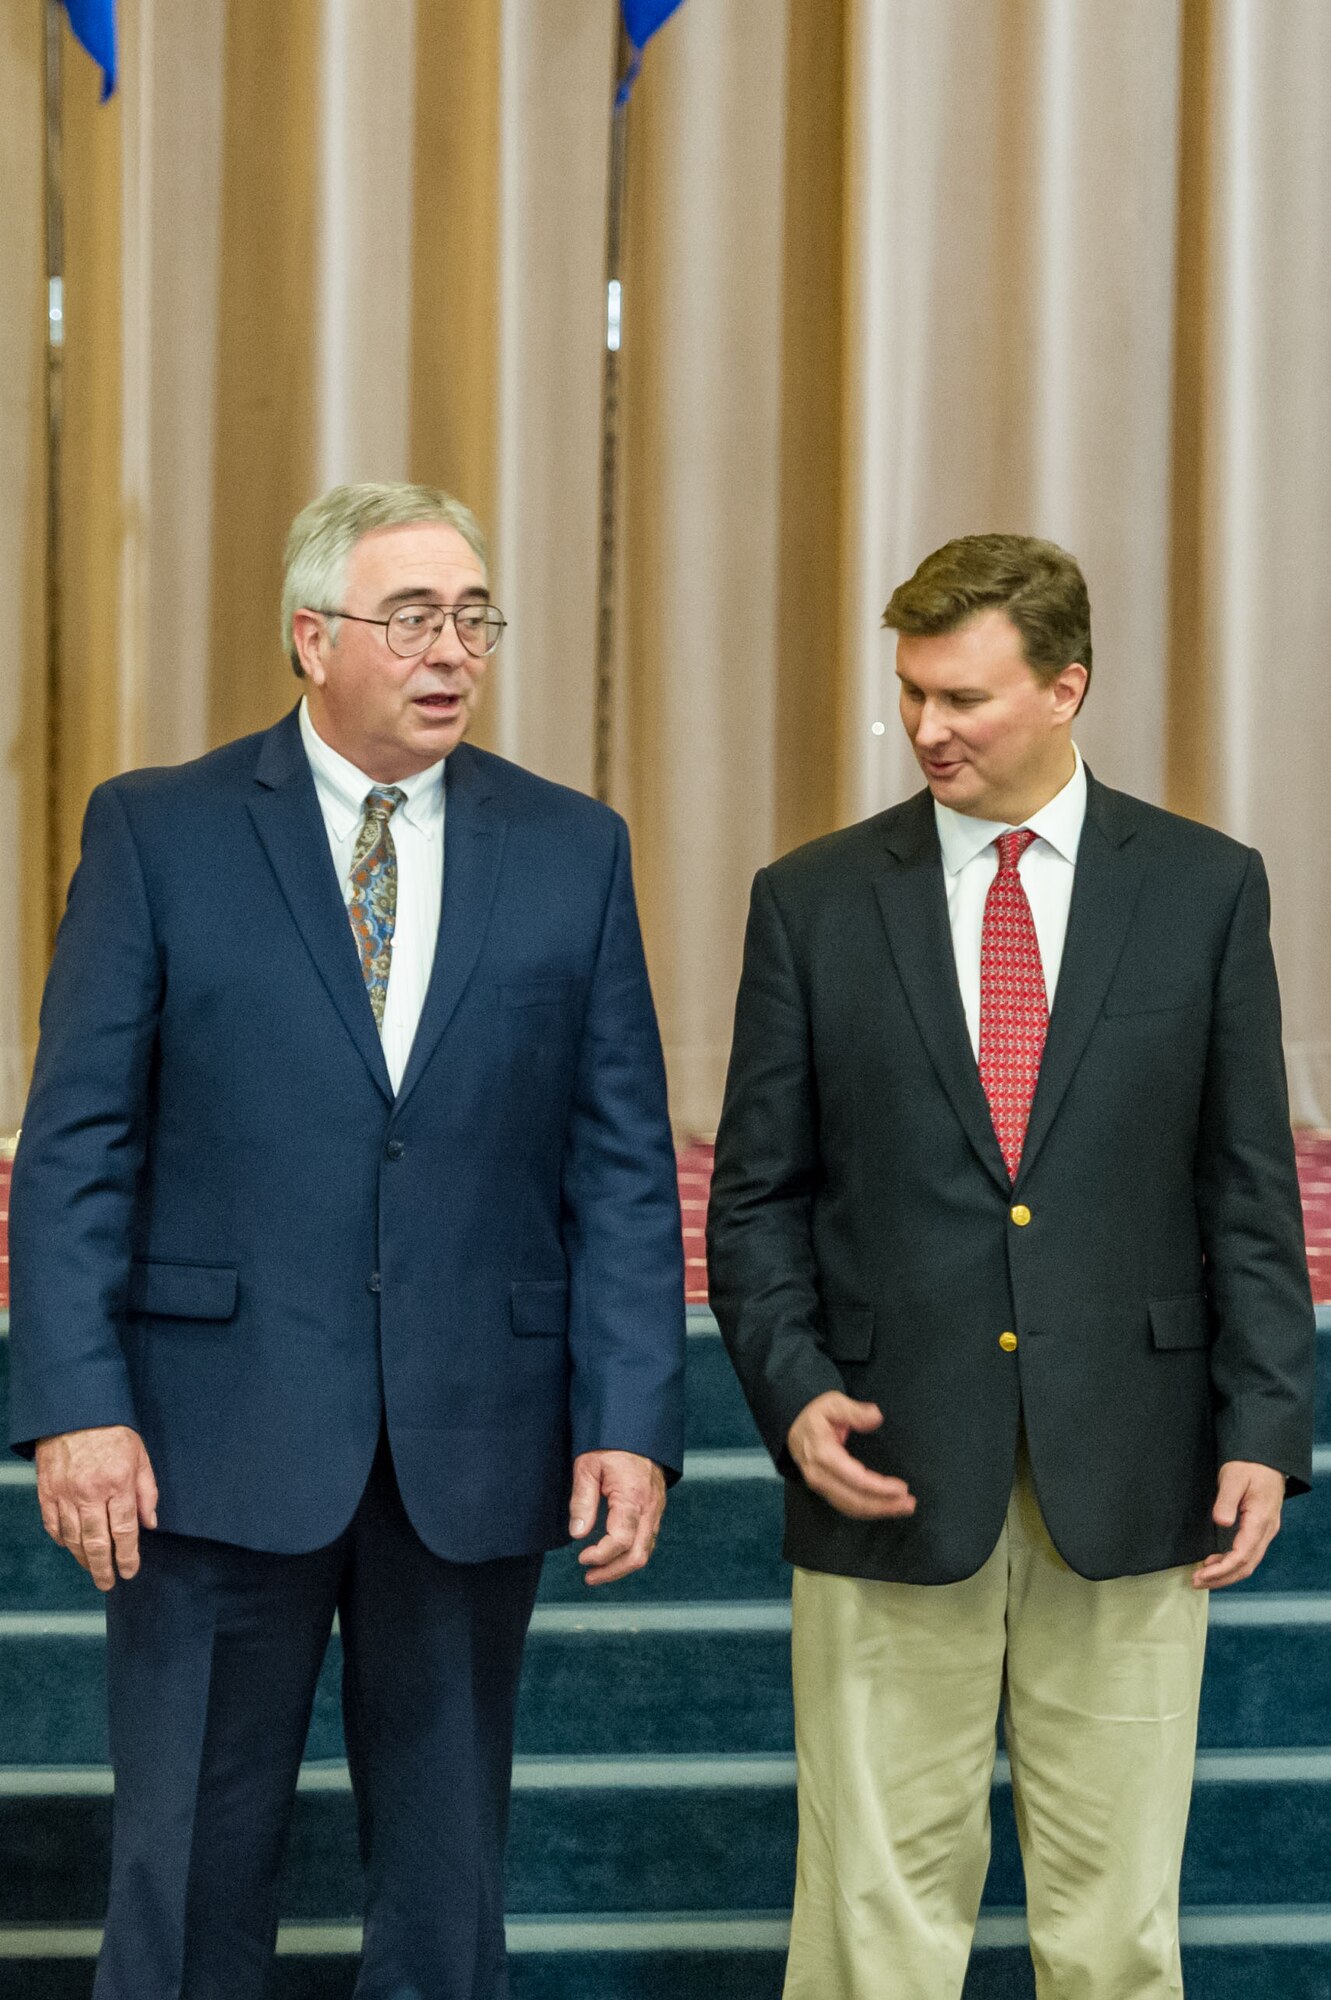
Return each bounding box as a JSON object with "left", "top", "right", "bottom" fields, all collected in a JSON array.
[
  {"left": 298, "top": 698, "right": 445, "bottom": 840},
  {"left": 934, "top": 744, "right": 1087, "bottom": 878}
]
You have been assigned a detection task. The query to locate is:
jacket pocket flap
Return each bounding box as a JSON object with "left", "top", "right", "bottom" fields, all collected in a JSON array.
[
  {"left": 1149, "top": 1295, "right": 1209, "bottom": 1350},
  {"left": 128, "top": 1261, "right": 238, "bottom": 1322},
  {"left": 511, "top": 1280, "right": 570, "bottom": 1336},
  {"left": 822, "top": 1304, "right": 874, "bottom": 1362}
]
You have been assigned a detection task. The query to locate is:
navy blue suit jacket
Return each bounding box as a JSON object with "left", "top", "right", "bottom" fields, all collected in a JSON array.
[
  {"left": 709, "top": 778, "right": 1315, "bottom": 1583},
  {"left": 9, "top": 709, "right": 686, "bottom": 1561}
]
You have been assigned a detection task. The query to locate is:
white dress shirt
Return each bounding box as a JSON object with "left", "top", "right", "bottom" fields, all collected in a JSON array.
[
  {"left": 299, "top": 699, "right": 445, "bottom": 1093},
  {"left": 934, "top": 747, "right": 1088, "bottom": 1060}
]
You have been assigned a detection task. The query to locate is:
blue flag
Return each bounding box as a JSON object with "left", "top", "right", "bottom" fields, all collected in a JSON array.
[
  {"left": 62, "top": 0, "right": 117, "bottom": 102},
  {"left": 622, "top": 1, "right": 686, "bottom": 48},
  {"left": 617, "top": 0, "right": 685, "bottom": 104}
]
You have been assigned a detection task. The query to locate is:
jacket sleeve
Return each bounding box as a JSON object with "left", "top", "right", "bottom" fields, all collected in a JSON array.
[
  {"left": 706, "top": 868, "right": 844, "bottom": 1470},
  {"left": 1195, "top": 847, "right": 1316, "bottom": 1491},
  {"left": 8, "top": 782, "right": 162, "bottom": 1454},
  {"left": 561, "top": 818, "right": 686, "bottom": 1479}
]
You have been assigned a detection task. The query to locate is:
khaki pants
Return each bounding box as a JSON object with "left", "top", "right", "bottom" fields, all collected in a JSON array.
[{"left": 784, "top": 1450, "right": 1209, "bottom": 2000}]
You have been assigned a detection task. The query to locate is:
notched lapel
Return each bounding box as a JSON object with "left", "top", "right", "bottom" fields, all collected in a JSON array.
[
  {"left": 247, "top": 711, "right": 393, "bottom": 1102},
  {"left": 394, "top": 744, "right": 508, "bottom": 1111},
  {"left": 1017, "top": 780, "right": 1146, "bottom": 1182},
  {"left": 874, "top": 795, "right": 1011, "bottom": 1192}
]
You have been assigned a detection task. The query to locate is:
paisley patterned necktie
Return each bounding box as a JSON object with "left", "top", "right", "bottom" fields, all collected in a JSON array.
[
  {"left": 978, "top": 829, "right": 1048, "bottom": 1180},
  {"left": 348, "top": 787, "right": 406, "bottom": 1032}
]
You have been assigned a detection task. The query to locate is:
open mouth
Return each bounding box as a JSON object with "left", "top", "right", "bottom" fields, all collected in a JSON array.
[{"left": 413, "top": 692, "right": 465, "bottom": 717}]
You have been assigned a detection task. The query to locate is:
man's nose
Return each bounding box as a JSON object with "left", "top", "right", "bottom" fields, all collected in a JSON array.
[
  {"left": 914, "top": 702, "right": 951, "bottom": 747},
  {"left": 422, "top": 615, "right": 471, "bottom": 671}
]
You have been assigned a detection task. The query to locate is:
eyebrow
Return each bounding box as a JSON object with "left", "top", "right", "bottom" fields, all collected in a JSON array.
[
  {"left": 895, "top": 673, "right": 989, "bottom": 698},
  {"left": 376, "top": 584, "right": 491, "bottom": 611}
]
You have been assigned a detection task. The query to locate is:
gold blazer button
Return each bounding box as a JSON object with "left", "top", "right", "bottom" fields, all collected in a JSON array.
[
  {"left": 1010, "top": 1204, "right": 1031, "bottom": 1227},
  {"left": 999, "top": 1331, "right": 1018, "bottom": 1352}
]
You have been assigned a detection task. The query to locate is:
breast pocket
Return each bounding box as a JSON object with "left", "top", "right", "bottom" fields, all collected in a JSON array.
[
  {"left": 499, "top": 979, "right": 577, "bottom": 1010},
  {"left": 1103, "top": 978, "right": 1208, "bottom": 1017}
]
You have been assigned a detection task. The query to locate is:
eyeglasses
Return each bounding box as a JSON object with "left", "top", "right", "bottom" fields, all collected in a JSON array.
[{"left": 317, "top": 602, "right": 508, "bottom": 659}]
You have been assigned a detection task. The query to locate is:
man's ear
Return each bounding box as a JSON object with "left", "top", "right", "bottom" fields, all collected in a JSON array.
[
  {"left": 1053, "top": 662, "right": 1089, "bottom": 720},
  {"left": 291, "top": 610, "right": 327, "bottom": 685}
]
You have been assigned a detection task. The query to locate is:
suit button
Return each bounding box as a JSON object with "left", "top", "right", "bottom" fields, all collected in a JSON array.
[
  {"left": 385, "top": 1139, "right": 404, "bottom": 1160},
  {"left": 367, "top": 1273, "right": 382, "bottom": 1295},
  {"left": 1010, "top": 1204, "right": 1031, "bottom": 1227},
  {"left": 999, "top": 1331, "right": 1018, "bottom": 1352}
]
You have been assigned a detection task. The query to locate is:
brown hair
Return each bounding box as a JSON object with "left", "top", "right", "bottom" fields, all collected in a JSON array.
[{"left": 883, "top": 533, "right": 1092, "bottom": 687}]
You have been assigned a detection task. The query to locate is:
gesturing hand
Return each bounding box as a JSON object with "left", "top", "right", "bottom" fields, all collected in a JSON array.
[
  {"left": 787, "top": 1392, "right": 917, "bottom": 1522},
  {"left": 568, "top": 1450, "right": 667, "bottom": 1586},
  {"left": 35, "top": 1426, "right": 158, "bottom": 1593},
  {"left": 1192, "top": 1460, "right": 1285, "bottom": 1590}
]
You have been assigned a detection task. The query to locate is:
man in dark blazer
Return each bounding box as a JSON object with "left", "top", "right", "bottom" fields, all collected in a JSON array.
[
  {"left": 707, "top": 534, "right": 1313, "bottom": 1999},
  {"left": 9, "top": 481, "right": 686, "bottom": 2000}
]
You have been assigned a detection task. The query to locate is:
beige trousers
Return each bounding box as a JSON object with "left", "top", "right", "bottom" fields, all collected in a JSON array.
[{"left": 783, "top": 1451, "right": 1209, "bottom": 2000}]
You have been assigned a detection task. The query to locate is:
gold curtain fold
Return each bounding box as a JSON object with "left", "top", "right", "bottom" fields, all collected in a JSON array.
[
  {"left": 3, "top": 0, "right": 1329, "bottom": 1135},
  {"left": 0, "top": 0, "right": 51, "bottom": 1124},
  {"left": 206, "top": 0, "right": 321, "bottom": 746}
]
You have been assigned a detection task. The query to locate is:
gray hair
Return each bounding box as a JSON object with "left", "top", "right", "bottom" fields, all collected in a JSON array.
[{"left": 282, "top": 482, "right": 488, "bottom": 675}]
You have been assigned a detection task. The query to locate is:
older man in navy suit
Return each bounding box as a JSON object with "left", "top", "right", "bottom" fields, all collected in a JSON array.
[{"left": 9, "top": 482, "right": 686, "bottom": 2000}]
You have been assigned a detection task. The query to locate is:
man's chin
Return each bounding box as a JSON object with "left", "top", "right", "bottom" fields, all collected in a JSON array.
[
  {"left": 920, "top": 760, "right": 972, "bottom": 797},
  {"left": 412, "top": 705, "right": 472, "bottom": 756}
]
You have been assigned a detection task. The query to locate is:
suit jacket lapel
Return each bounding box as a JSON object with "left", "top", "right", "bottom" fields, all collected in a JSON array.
[
  {"left": 247, "top": 709, "right": 394, "bottom": 1103},
  {"left": 873, "top": 792, "right": 1011, "bottom": 1192},
  {"left": 394, "top": 742, "right": 508, "bottom": 1113},
  {"left": 1015, "top": 775, "right": 1146, "bottom": 1184}
]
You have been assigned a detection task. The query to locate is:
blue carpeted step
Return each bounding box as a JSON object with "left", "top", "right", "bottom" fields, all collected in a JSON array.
[
  {"left": 0, "top": 1460, "right": 790, "bottom": 1614},
  {"left": 2, "top": 1599, "right": 1331, "bottom": 1765},
  {"left": 2, "top": 1913, "right": 1331, "bottom": 2000},
  {"left": 681, "top": 1314, "right": 764, "bottom": 1449},
  {"left": 3, "top": 1751, "right": 1330, "bottom": 1922},
  {"left": 7, "top": 1458, "right": 1331, "bottom": 1614},
  {"left": 6, "top": 1448, "right": 1329, "bottom": 1614}
]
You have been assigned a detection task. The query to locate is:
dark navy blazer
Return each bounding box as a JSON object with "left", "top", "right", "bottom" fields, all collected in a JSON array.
[
  {"left": 9, "top": 709, "right": 686, "bottom": 1561},
  {"left": 709, "top": 776, "right": 1315, "bottom": 1583}
]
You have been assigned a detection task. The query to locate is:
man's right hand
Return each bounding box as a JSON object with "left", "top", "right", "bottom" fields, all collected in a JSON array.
[
  {"left": 35, "top": 1426, "right": 158, "bottom": 1593},
  {"left": 787, "top": 1393, "right": 917, "bottom": 1521}
]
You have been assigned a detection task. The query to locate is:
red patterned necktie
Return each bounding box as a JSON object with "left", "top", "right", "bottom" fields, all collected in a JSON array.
[{"left": 978, "top": 829, "right": 1048, "bottom": 1180}]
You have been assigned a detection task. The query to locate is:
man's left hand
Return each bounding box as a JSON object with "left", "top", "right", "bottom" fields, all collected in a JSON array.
[
  {"left": 1192, "top": 1460, "right": 1286, "bottom": 1590},
  {"left": 568, "top": 1451, "right": 666, "bottom": 1587}
]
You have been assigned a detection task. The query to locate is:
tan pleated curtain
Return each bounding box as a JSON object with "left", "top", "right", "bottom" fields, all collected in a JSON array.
[{"left": 2, "top": 0, "right": 1329, "bottom": 1137}]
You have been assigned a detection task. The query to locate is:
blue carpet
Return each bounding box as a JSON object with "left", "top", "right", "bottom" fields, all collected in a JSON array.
[
  {"left": 3, "top": 1609, "right": 1331, "bottom": 1763},
  {"left": 3, "top": 1463, "right": 1328, "bottom": 1610},
  {"left": 0, "top": 1312, "right": 1328, "bottom": 1993},
  {"left": 0, "top": 1935, "right": 1328, "bottom": 2000},
  {"left": 2, "top": 1756, "right": 1330, "bottom": 1920}
]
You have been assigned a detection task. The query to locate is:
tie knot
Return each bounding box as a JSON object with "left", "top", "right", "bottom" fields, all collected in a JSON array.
[
  {"left": 362, "top": 786, "right": 406, "bottom": 828},
  {"left": 996, "top": 829, "right": 1037, "bottom": 874}
]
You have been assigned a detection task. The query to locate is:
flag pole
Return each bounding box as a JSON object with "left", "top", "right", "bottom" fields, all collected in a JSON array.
[
  {"left": 592, "top": 19, "right": 634, "bottom": 806},
  {"left": 41, "top": 0, "right": 67, "bottom": 954}
]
